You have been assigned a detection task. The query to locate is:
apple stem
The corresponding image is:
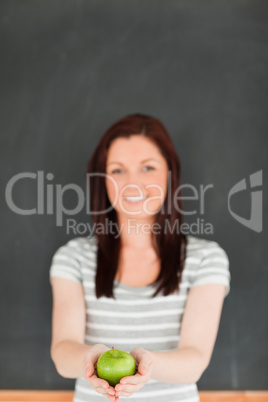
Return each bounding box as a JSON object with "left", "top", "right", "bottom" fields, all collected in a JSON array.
[{"left": 112, "top": 347, "right": 117, "bottom": 358}]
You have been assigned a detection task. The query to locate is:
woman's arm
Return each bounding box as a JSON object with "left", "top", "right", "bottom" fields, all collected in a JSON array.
[
  {"left": 147, "top": 346, "right": 207, "bottom": 384},
  {"left": 51, "top": 339, "right": 92, "bottom": 379},
  {"left": 115, "top": 283, "right": 226, "bottom": 397},
  {"left": 147, "top": 283, "right": 226, "bottom": 383},
  {"left": 50, "top": 277, "right": 119, "bottom": 402},
  {"left": 50, "top": 277, "right": 90, "bottom": 378}
]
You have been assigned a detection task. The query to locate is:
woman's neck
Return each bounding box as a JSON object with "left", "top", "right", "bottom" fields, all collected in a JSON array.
[{"left": 116, "top": 214, "right": 155, "bottom": 250}]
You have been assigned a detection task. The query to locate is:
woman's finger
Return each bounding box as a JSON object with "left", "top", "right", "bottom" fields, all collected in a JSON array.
[
  {"left": 87, "top": 373, "right": 110, "bottom": 388},
  {"left": 119, "top": 361, "right": 152, "bottom": 386},
  {"left": 115, "top": 382, "right": 144, "bottom": 397},
  {"left": 116, "top": 390, "right": 133, "bottom": 397},
  {"left": 138, "top": 359, "right": 152, "bottom": 376},
  {"left": 86, "top": 374, "right": 115, "bottom": 396},
  {"left": 94, "top": 386, "right": 112, "bottom": 395},
  {"left": 93, "top": 378, "right": 111, "bottom": 390},
  {"left": 130, "top": 347, "right": 153, "bottom": 376},
  {"left": 105, "top": 395, "right": 119, "bottom": 402},
  {"left": 90, "top": 383, "right": 117, "bottom": 402},
  {"left": 118, "top": 372, "right": 148, "bottom": 386},
  {"left": 95, "top": 386, "right": 117, "bottom": 399},
  {"left": 118, "top": 374, "right": 141, "bottom": 385}
]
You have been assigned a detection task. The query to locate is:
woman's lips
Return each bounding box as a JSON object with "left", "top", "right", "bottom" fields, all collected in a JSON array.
[{"left": 123, "top": 197, "right": 147, "bottom": 204}]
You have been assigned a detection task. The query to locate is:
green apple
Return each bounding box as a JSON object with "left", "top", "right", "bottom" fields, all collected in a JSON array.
[{"left": 97, "top": 347, "right": 136, "bottom": 387}]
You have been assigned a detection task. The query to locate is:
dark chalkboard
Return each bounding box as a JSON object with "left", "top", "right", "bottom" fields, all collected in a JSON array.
[{"left": 0, "top": 0, "right": 267, "bottom": 391}]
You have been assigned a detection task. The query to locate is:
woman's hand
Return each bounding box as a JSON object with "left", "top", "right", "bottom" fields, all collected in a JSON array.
[
  {"left": 114, "top": 347, "right": 153, "bottom": 398},
  {"left": 83, "top": 344, "right": 119, "bottom": 402}
]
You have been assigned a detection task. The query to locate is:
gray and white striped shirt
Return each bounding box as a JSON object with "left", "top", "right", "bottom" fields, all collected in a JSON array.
[{"left": 49, "top": 234, "right": 230, "bottom": 402}]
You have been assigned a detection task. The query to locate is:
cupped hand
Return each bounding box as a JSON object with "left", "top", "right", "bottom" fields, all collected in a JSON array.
[
  {"left": 114, "top": 347, "right": 153, "bottom": 398},
  {"left": 83, "top": 344, "right": 119, "bottom": 402}
]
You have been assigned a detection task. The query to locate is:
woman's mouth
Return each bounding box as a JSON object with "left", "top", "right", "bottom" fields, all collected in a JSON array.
[{"left": 124, "top": 196, "right": 147, "bottom": 204}]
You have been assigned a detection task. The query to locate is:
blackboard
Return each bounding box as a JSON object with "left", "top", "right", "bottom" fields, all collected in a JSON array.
[{"left": 0, "top": 0, "right": 267, "bottom": 390}]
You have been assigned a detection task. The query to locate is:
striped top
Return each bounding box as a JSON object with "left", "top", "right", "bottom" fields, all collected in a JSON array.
[{"left": 49, "top": 234, "right": 230, "bottom": 402}]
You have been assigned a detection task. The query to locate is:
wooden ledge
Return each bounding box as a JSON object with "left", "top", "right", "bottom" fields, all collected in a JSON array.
[
  {"left": 0, "top": 390, "right": 267, "bottom": 401},
  {"left": 199, "top": 391, "right": 268, "bottom": 401}
]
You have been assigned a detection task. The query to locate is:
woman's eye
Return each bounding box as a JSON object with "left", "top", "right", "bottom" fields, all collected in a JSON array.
[
  {"left": 143, "top": 166, "right": 155, "bottom": 171},
  {"left": 111, "top": 169, "right": 122, "bottom": 174},
  {"left": 110, "top": 166, "right": 154, "bottom": 174}
]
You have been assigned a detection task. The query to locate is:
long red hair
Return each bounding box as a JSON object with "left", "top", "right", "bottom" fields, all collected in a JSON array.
[{"left": 87, "top": 113, "right": 187, "bottom": 298}]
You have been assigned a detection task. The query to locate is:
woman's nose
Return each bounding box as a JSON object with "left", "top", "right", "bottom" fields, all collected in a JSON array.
[{"left": 122, "top": 174, "right": 146, "bottom": 195}]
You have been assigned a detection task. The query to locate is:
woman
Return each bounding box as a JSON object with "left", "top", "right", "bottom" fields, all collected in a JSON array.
[{"left": 49, "top": 113, "right": 230, "bottom": 402}]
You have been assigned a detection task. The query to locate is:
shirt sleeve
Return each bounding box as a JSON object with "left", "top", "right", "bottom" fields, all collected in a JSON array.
[
  {"left": 49, "top": 240, "right": 82, "bottom": 285},
  {"left": 190, "top": 241, "right": 231, "bottom": 297}
]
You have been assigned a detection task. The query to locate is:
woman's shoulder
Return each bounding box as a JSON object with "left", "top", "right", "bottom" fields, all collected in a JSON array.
[
  {"left": 65, "top": 235, "right": 98, "bottom": 249},
  {"left": 185, "top": 235, "right": 230, "bottom": 297},
  {"left": 186, "top": 234, "right": 229, "bottom": 260},
  {"left": 54, "top": 235, "right": 98, "bottom": 258},
  {"left": 49, "top": 235, "right": 98, "bottom": 284}
]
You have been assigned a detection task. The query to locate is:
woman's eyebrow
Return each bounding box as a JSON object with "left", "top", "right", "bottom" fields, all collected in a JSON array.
[{"left": 107, "top": 158, "right": 160, "bottom": 166}]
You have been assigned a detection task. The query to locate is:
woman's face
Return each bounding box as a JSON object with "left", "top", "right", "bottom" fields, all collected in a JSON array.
[{"left": 105, "top": 135, "right": 169, "bottom": 219}]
